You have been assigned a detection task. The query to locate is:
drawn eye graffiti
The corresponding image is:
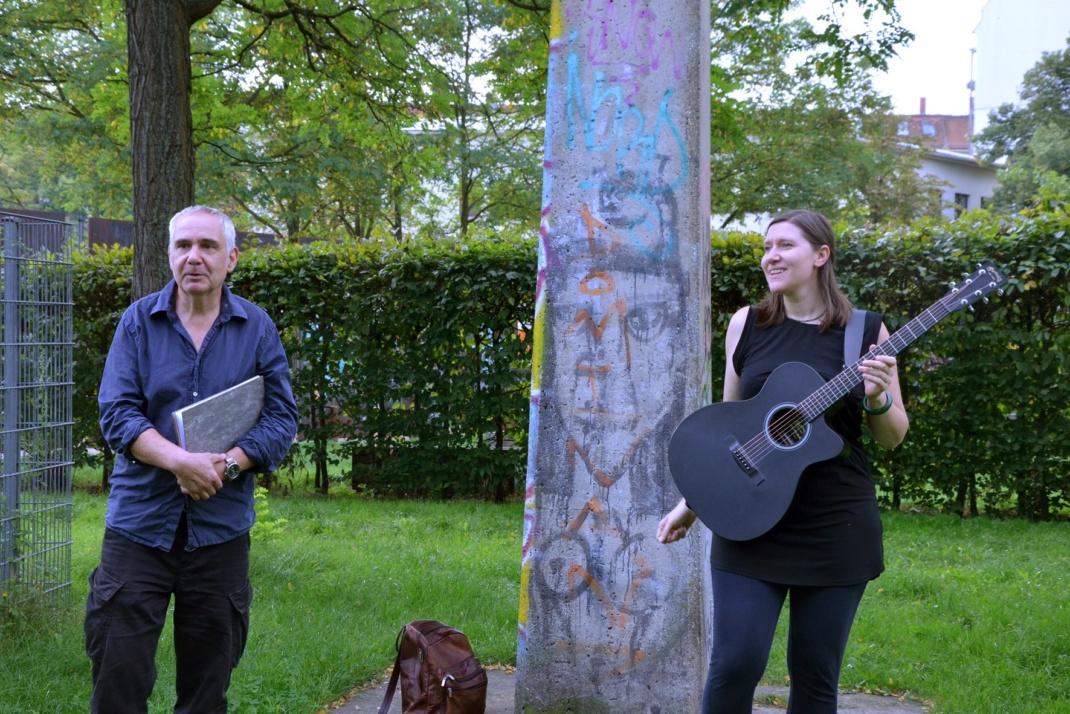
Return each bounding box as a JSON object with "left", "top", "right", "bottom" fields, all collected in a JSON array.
[{"left": 626, "top": 302, "right": 674, "bottom": 341}]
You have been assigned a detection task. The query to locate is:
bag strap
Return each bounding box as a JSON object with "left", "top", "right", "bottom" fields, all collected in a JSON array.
[
  {"left": 377, "top": 628, "right": 407, "bottom": 714},
  {"left": 377, "top": 648, "right": 403, "bottom": 714},
  {"left": 844, "top": 308, "right": 866, "bottom": 368}
]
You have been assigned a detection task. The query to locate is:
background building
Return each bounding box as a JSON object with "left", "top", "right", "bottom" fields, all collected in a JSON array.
[
  {"left": 897, "top": 104, "right": 1000, "bottom": 219},
  {"left": 973, "top": 0, "right": 1070, "bottom": 135}
]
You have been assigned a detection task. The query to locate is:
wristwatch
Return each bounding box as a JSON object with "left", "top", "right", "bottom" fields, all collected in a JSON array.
[{"left": 224, "top": 456, "right": 241, "bottom": 481}]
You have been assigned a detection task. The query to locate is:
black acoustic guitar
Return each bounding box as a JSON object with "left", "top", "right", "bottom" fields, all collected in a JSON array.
[{"left": 668, "top": 262, "right": 1007, "bottom": 541}]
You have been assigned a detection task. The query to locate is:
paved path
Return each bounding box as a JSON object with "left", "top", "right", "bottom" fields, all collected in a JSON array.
[{"left": 331, "top": 668, "right": 930, "bottom": 713}]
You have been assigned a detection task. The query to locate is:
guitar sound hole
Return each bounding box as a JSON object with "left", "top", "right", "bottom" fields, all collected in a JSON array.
[{"left": 767, "top": 406, "right": 808, "bottom": 447}]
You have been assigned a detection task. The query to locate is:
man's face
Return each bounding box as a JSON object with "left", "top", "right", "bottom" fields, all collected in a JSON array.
[{"left": 168, "top": 211, "right": 238, "bottom": 299}]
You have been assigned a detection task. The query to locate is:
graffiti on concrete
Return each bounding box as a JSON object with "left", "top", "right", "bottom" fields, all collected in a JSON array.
[{"left": 520, "top": 1, "right": 703, "bottom": 699}]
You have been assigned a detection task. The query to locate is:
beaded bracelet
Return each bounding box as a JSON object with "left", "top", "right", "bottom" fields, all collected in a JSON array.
[{"left": 862, "top": 390, "right": 893, "bottom": 416}]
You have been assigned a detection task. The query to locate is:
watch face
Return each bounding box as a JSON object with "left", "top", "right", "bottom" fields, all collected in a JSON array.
[{"left": 225, "top": 459, "right": 240, "bottom": 480}]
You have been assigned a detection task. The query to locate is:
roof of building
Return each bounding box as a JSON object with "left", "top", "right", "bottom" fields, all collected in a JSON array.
[
  {"left": 897, "top": 114, "right": 972, "bottom": 152},
  {"left": 922, "top": 148, "right": 1002, "bottom": 170}
]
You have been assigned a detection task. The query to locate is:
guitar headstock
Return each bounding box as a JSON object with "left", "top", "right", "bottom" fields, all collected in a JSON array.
[{"left": 943, "top": 261, "right": 1007, "bottom": 313}]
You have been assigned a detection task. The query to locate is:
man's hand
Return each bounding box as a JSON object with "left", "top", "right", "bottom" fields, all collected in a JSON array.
[
  {"left": 173, "top": 452, "right": 226, "bottom": 501},
  {"left": 128, "top": 428, "right": 237, "bottom": 500}
]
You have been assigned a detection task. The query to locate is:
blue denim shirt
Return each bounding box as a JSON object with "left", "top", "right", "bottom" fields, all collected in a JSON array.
[{"left": 98, "top": 281, "right": 298, "bottom": 551}]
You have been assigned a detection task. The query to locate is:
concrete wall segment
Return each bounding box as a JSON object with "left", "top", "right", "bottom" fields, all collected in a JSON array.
[{"left": 517, "top": 1, "right": 711, "bottom": 711}]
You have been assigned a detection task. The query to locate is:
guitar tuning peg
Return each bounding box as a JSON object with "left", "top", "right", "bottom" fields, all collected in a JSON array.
[
  {"left": 982, "top": 297, "right": 989, "bottom": 304},
  {"left": 950, "top": 281, "right": 958, "bottom": 290}
]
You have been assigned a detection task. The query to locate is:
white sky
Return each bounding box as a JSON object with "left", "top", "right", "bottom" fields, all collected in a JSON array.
[{"left": 797, "top": 0, "right": 988, "bottom": 116}]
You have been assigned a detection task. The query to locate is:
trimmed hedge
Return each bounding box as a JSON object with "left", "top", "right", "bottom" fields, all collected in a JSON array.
[
  {"left": 73, "top": 237, "right": 536, "bottom": 501},
  {"left": 73, "top": 206, "right": 1070, "bottom": 516},
  {"left": 706, "top": 206, "right": 1070, "bottom": 520},
  {"left": 235, "top": 238, "right": 537, "bottom": 500}
]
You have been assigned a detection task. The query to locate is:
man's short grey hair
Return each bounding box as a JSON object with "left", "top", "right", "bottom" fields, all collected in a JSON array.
[{"left": 169, "top": 206, "right": 237, "bottom": 252}]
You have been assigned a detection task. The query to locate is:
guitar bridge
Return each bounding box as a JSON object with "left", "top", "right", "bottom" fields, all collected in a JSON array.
[{"left": 727, "top": 437, "right": 764, "bottom": 484}]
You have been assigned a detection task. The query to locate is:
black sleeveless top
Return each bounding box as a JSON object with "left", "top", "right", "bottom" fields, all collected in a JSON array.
[{"left": 708, "top": 308, "right": 885, "bottom": 586}]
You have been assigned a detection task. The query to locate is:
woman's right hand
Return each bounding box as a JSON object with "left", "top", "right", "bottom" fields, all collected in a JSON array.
[{"left": 656, "top": 499, "right": 697, "bottom": 544}]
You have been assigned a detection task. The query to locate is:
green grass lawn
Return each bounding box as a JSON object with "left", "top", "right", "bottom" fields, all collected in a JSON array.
[
  {"left": 853, "top": 512, "right": 1070, "bottom": 713},
  {"left": 759, "top": 511, "right": 1070, "bottom": 713},
  {"left": 0, "top": 489, "right": 521, "bottom": 714},
  {"left": 1, "top": 491, "right": 1068, "bottom": 713}
]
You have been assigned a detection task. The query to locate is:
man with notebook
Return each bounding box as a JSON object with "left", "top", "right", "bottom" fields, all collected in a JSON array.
[{"left": 88, "top": 206, "right": 299, "bottom": 713}]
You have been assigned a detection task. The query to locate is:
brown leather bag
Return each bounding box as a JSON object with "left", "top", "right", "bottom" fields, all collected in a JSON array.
[{"left": 377, "top": 620, "right": 488, "bottom": 714}]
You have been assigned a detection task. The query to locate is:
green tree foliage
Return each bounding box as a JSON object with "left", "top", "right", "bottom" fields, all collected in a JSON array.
[
  {"left": 183, "top": 7, "right": 383, "bottom": 240},
  {"left": 708, "top": 7, "right": 941, "bottom": 226},
  {"left": 71, "top": 244, "right": 132, "bottom": 490},
  {"left": 0, "top": 0, "right": 545, "bottom": 245},
  {"left": 407, "top": 0, "right": 543, "bottom": 237},
  {"left": 2, "top": 1, "right": 437, "bottom": 293},
  {"left": 190, "top": 1, "right": 446, "bottom": 242},
  {"left": 0, "top": 0, "right": 131, "bottom": 217},
  {"left": 0, "top": 0, "right": 916, "bottom": 238},
  {"left": 975, "top": 36, "right": 1070, "bottom": 213}
]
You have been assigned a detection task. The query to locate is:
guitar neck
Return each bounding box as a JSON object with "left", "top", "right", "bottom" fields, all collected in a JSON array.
[
  {"left": 798, "top": 302, "right": 955, "bottom": 420},
  {"left": 789, "top": 262, "right": 1006, "bottom": 421}
]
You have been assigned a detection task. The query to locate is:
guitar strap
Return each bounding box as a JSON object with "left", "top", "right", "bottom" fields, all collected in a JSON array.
[
  {"left": 844, "top": 308, "right": 867, "bottom": 367},
  {"left": 839, "top": 308, "right": 869, "bottom": 456}
]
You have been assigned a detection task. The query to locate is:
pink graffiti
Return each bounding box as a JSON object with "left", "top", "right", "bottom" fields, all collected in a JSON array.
[{"left": 571, "top": 0, "right": 683, "bottom": 103}]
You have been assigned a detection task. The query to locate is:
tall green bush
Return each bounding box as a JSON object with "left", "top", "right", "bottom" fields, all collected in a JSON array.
[
  {"left": 71, "top": 236, "right": 536, "bottom": 500},
  {"left": 72, "top": 244, "right": 133, "bottom": 490},
  {"left": 233, "top": 237, "right": 536, "bottom": 499},
  {"left": 71, "top": 206, "right": 1070, "bottom": 515}
]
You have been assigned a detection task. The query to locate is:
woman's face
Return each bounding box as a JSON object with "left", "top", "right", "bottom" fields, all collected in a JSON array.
[{"left": 761, "top": 221, "right": 829, "bottom": 295}]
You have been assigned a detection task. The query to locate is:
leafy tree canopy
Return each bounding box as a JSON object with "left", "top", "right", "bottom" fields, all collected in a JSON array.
[
  {"left": 708, "top": 9, "right": 941, "bottom": 226},
  {"left": 975, "top": 35, "right": 1070, "bottom": 213},
  {"left": 0, "top": 0, "right": 130, "bottom": 217},
  {"left": 0, "top": 0, "right": 922, "bottom": 245}
]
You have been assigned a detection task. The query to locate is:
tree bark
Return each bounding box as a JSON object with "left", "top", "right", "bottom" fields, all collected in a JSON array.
[{"left": 124, "top": 0, "right": 222, "bottom": 300}]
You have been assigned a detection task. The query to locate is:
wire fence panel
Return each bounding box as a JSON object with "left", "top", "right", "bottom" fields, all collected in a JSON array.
[{"left": 0, "top": 211, "right": 74, "bottom": 606}]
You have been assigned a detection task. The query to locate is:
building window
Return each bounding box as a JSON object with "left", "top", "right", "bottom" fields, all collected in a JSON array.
[
  {"left": 897, "top": 121, "right": 910, "bottom": 136},
  {"left": 954, "top": 193, "right": 969, "bottom": 218},
  {"left": 921, "top": 120, "right": 936, "bottom": 136}
]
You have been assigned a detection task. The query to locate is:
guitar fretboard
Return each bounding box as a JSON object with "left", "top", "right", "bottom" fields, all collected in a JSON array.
[{"left": 796, "top": 275, "right": 994, "bottom": 421}]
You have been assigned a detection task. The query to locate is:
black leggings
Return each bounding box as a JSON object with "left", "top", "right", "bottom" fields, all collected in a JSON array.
[{"left": 701, "top": 568, "right": 868, "bottom": 714}]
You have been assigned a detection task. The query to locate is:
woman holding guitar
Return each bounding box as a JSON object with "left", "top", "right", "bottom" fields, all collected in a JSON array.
[{"left": 657, "top": 209, "right": 909, "bottom": 714}]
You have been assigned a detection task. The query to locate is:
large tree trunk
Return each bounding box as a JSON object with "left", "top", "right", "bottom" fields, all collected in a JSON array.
[{"left": 124, "top": 0, "right": 222, "bottom": 300}]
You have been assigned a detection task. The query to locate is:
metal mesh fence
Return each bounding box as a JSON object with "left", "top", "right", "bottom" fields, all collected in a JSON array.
[{"left": 0, "top": 211, "right": 74, "bottom": 605}]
